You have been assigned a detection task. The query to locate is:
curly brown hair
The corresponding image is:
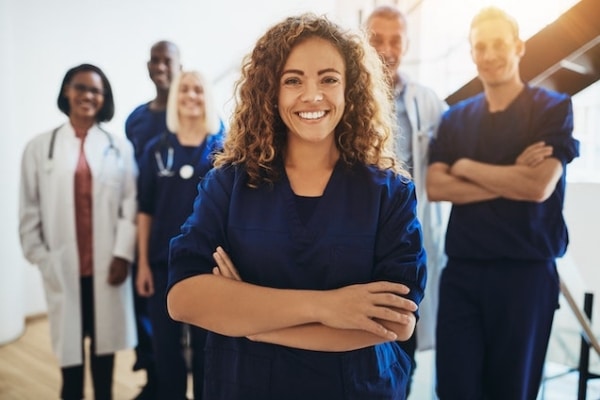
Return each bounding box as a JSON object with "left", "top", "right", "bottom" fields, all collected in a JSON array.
[{"left": 214, "top": 13, "right": 405, "bottom": 187}]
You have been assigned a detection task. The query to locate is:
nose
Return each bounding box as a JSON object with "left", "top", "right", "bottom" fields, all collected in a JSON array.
[
  {"left": 301, "top": 81, "right": 323, "bottom": 103},
  {"left": 156, "top": 61, "right": 168, "bottom": 72},
  {"left": 379, "top": 43, "right": 392, "bottom": 57}
]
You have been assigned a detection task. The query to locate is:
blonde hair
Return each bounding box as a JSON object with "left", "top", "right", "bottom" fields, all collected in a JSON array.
[
  {"left": 166, "top": 70, "right": 221, "bottom": 134},
  {"left": 215, "top": 13, "right": 404, "bottom": 188},
  {"left": 470, "top": 6, "right": 520, "bottom": 40}
]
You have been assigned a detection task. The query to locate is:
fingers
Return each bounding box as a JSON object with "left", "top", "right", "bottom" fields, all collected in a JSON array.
[
  {"left": 516, "top": 141, "right": 553, "bottom": 167},
  {"left": 318, "top": 281, "right": 417, "bottom": 339},
  {"left": 366, "top": 281, "right": 411, "bottom": 296},
  {"left": 135, "top": 268, "right": 154, "bottom": 296},
  {"left": 362, "top": 318, "right": 399, "bottom": 341},
  {"left": 212, "top": 246, "right": 242, "bottom": 281},
  {"left": 136, "top": 280, "right": 154, "bottom": 297},
  {"left": 372, "top": 291, "right": 418, "bottom": 312}
]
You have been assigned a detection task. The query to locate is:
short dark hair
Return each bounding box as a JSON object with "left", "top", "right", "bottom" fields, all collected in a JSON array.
[{"left": 56, "top": 63, "right": 115, "bottom": 122}]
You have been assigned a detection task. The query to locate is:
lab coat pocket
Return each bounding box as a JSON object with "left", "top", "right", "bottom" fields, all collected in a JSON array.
[
  {"left": 417, "top": 130, "right": 432, "bottom": 161},
  {"left": 39, "top": 249, "right": 64, "bottom": 295}
]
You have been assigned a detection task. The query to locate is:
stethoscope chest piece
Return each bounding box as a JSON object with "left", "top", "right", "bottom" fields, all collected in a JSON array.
[{"left": 179, "top": 164, "right": 194, "bottom": 179}]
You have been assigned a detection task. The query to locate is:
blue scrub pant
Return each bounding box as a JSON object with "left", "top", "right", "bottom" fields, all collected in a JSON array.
[
  {"left": 435, "top": 258, "right": 559, "bottom": 400},
  {"left": 148, "top": 266, "right": 207, "bottom": 400}
]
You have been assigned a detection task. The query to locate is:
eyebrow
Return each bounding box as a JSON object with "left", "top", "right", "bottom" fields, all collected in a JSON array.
[{"left": 281, "top": 68, "right": 342, "bottom": 76}]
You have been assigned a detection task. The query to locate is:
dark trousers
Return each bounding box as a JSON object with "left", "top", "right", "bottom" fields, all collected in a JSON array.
[
  {"left": 435, "top": 259, "right": 559, "bottom": 400},
  {"left": 148, "top": 266, "right": 207, "bottom": 400},
  {"left": 61, "top": 276, "right": 115, "bottom": 400}
]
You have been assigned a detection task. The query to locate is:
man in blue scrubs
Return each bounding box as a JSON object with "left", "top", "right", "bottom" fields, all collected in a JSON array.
[
  {"left": 427, "top": 6, "right": 579, "bottom": 400},
  {"left": 125, "top": 40, "right": 182, "bottom": 400}
]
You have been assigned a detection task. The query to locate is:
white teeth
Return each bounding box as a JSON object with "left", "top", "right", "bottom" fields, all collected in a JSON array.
[{"left": 298, "top": 111, "right": 325, "bottom": 120}]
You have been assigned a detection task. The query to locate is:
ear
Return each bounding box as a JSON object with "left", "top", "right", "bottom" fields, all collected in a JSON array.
[
  {"left": 403, "top": 37, "right": 410, "bottom": 55},
  {"left": 516, "top": 39, "right": 525, "bottom": 57}
]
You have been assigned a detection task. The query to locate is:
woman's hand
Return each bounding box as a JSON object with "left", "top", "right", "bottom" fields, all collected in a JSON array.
[
  {"left": 318, "top": 281, "right": 417, "bottom": 341},
  {"left": 212, "top": 246, "right": 242, "bottom": 281},
  {"left": 136, "top": 260, "right": 154, "bottom": 297},
  {"left": 107, "top": 257, "right": 130, "bottom": 286}
]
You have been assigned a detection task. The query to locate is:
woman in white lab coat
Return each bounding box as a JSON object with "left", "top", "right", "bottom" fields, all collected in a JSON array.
[{"left": 19, "top": 64, "right": 137, "bottom": 400}]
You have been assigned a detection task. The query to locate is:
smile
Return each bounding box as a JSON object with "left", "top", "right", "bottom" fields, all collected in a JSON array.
[{"left": 298, "top": 110, "right": 327, "bottom": 120}]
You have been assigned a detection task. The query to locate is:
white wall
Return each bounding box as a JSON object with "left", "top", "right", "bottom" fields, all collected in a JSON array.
[
  {"left": 0, "top": 0, "right": 25, "bottom": 345},
  {"left": 2, "top": 0, "right": 598, "bottom": 349},
  {"left": 0, "top": 0, "right": 338, "bottom": 344}
]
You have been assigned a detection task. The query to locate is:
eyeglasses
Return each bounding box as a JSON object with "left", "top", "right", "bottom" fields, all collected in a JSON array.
[{"left": 70, "top": 83, "right": 105, "bottom": 96}]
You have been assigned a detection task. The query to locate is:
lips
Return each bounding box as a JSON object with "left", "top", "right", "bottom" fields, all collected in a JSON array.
[{"left": 76, "top": 100, "right": 97, "bottom": 111}]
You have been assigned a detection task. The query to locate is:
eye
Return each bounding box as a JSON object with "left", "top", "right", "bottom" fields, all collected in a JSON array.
[
  {"left": 473, "top": 44, "right": 485, "bottom": 54},
  {"left": 493, "top": 41, "right": 507, "bottom": 51},
  {"left": 370, "top": 38, "right": 382, "bottom": 46},
  {"left": 282, "top": 76, "right": 301, "bottom": 86},
  {"left": 322, "top": 76, "right": 340, "bottom": 85}
]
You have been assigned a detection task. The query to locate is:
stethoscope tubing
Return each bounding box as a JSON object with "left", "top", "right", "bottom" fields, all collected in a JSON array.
[{"left": 47, "top": 123, "right": 119, "bottom": 161}]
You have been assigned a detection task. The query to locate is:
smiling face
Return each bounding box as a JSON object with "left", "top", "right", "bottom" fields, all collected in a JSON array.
[
  {"left": 470, "top": 18, "right": 524, "bottom": 88},
  {"left": 148, "top": 42, "right": 181, "bottom": 92},
  {"left": 63, "top": 71, "right": 105, "bottom": 123},
  {"left": 177, "top": 72, "right": 206, "bottom": 121},
  {"left": 367, "top": 15, "right": 408, "bottom": 84},
  {"left": 278, "top": 37, "right": 345, "bottom": 146}
]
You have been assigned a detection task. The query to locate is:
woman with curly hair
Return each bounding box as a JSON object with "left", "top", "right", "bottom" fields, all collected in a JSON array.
[{"left": 166, "top": 13, "right": 426, "bottom": 399}]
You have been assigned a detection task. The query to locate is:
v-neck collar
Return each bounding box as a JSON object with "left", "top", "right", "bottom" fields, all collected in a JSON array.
[{"left": 281, "top": 160, "right": 342, "bottom": 231}]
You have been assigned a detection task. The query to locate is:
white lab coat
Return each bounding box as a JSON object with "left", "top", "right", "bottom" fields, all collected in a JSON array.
[
  {"left": 19, "top": 122, "right": 138, "bottom": 367},
  {"left": 400, "top": 74, "right": 451, "bottom": 351}
]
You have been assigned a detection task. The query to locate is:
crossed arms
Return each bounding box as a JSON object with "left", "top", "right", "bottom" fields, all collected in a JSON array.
[
  {"left": 167, "top": 246, "right": 417, "bottom": 352},
  {"left": 426, "top": 141, "right": 563, "bottom": 204}
]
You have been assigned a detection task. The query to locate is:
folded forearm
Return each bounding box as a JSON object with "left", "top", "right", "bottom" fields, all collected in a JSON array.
[{"left": 250, "top": 323, "right": 390, "bottom": 352}]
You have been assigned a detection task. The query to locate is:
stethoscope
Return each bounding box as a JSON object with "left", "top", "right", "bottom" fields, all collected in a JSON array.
[
  {"left": 153, "top": 131, "right": 205, "bottom": 180},
  {"left": 154, "top": 133, "right": 175, "bottom": 177},
  {"left": 45, "top": 123, "right": 121, "bottom": 172}
]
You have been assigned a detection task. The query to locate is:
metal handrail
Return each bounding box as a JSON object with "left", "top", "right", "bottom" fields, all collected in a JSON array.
[{"left": 559, "top": 276, "right": 600, "bottom": 356}]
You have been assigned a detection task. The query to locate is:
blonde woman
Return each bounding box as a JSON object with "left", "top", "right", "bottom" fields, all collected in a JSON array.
[{"left": 136, "top": 70, "right": 224, "bottom": 399}]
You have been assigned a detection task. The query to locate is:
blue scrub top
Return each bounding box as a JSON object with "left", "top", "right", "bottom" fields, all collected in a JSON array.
[
  {"left": 125, "top": 103, "right": 168, "bottom": 163},
  {"left": 168, "top": 161, "right": 426, "bottom": 399},
  {"left": 137, "top": 129, "right": 224, "bottom": 267},
  {"left": 429, "top": 85, "right": 579, "bottom": 260}
]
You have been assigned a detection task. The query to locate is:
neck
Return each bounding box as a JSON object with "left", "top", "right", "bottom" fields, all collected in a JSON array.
[
  {"left": 69, "top": 117, "right": 94, "bottom": 133},
  {"left": 177, "top": 118, "right": 207, "bottom": 146},
  {"left": 284, "top": 139, "right": 339, "bottom": 197},
  {"left": 285, "top": 139, "right": 339, "bottom": 171},
  {"left": 484, "top": 78, "right": 524, "bottom": 112},
  {"left": 149, "top": 89, "right": 169, "bottom": 111}
]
